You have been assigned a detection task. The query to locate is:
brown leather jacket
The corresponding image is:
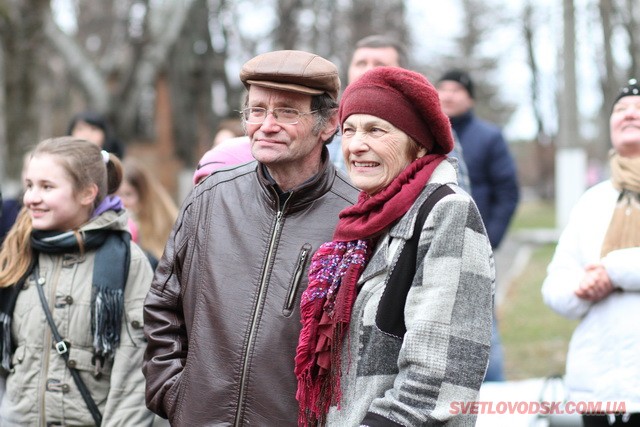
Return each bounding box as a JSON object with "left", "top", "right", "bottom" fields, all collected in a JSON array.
[{"left": 143, "top": 154, "right": 358, "bottom": 426}]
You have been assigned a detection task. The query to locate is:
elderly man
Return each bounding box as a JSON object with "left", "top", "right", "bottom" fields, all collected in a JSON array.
[{"left": 142, "top": 50, "right": 358, "bottom": 426}]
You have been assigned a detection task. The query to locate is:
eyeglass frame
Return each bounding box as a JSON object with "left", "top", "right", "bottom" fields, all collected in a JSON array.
[{"left": 239, "top": 107, "right": 320, "bottom": 125}]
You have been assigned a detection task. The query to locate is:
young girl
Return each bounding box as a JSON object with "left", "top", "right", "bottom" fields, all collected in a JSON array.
[{"left": 0, "top": 137, "right": 155, "bottom": 426}]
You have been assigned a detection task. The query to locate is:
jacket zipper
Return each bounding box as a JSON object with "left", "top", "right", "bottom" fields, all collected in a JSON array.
[
  {"left": 284, "top": 243, "right": 312, "bottom": 314},
  {"left": 234, "top": 194, "right": 291, "bottom": 426}
]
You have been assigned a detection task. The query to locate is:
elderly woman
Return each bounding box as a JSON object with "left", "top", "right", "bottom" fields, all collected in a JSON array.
[
  {"left": 295, "top": 67, "right": 494, "bottom": 426},
  {"left": 542, "top": 79, "right": 640, "bottom": 426}
]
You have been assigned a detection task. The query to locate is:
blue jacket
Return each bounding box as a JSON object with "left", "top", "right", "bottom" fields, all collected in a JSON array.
[
  {"left": 450, "top": 109, "right": 519, "bottom": 248},
  {"left": 0, "top": 197, "right": 21, "bottom": 246}
]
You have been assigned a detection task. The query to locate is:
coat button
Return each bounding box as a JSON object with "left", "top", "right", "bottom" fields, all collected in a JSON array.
[
  {"left": 65, "top": 295, "right": 74, "bottom": 305},
  {"left": 61, "top": 384, "right": 70, "bottom": 393},
  {"left": 67, "top": 359, "right": 76, "bottom": 368},
  {"left": 131, "top": 320, "right": 142, "bottom": 329}
]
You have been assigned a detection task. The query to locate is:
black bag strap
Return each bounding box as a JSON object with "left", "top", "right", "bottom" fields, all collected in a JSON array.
[
  {"left": 33, "top": 267, "right": 103, "bottom": 426},
  {"left": 376, "top": 184, "right": 455, "bottom": 338}
]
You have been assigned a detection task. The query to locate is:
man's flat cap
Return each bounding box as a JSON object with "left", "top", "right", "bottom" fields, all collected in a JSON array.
[{"left": 240, "top": 50, "right": 340, "bottom": 100}]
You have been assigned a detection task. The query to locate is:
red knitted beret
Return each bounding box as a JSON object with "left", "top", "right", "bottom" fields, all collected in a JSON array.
[{"left": 339, "top": 66, "right": 454, "bottom": 154}]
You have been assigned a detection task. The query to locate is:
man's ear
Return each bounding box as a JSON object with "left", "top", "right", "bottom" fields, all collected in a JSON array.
[
  {"left": 320, "top": 110, "right": 340, "bottom": 142},
  {"left": 79, "top": 183, "right": 99, "bottom": 208}
]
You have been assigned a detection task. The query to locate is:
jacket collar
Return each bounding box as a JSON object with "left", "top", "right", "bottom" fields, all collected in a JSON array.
[
  {"left": 449, "top": 109, "right": 474, "bottom": 131},
  {"left": 256, "top": 146, "right": 338, "bottom": 213}
]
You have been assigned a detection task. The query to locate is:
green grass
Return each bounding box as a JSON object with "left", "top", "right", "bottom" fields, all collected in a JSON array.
[
  {"left": 499, "top": 200, "right": 579, "bottom": 380},
  {"left": 510, "top": 199, "right": 556, "bottom": 230}
]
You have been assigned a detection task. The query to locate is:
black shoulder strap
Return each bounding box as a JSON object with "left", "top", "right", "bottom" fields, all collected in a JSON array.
[
  {"left": 376, "top": 185, "right": 455, "bottom": 338},
  {"left": 34, "top": 266, "right": 103, "bottom": 426}
]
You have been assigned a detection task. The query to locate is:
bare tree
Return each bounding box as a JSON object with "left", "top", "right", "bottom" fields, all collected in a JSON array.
[
  {"left": 1, "top": 0, "right": 49, "bottom": 182},
  {"left": 596, "top": 0, "right": 618, "bottom": 160},
  {"left": 523, "top": 2, "right": 555, "bottom": 199},
  {"left": 115, "top": 0, "right": 196, "bottom": 139},
  {"left": 622, "top": 0, "right": 640, "bottom": 78},
  {"left": 168, "top": 0, "right": 216, "bottom": 165},
  {"left": 558, "top": 0, "right": 579, "bottom": 149},
  {"left": 0, "top": 24, "right": 6, "bottom": 184},
  {"left": 437, "top": 0, "right": 516, "bottom": 127},
  {"left": 1, "top": 0, "right": 415, "bottom": 189},
  {"left": 274, "top": 0, "right": 303, "bottom": 50}
]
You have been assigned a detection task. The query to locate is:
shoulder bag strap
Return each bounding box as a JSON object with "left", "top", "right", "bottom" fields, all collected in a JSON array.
[
  {"left": 376, "top": 184, "right": 455, "bottom": 338},
  {"left": 33, "top": 267, "right": 103, "bottom": 426}
]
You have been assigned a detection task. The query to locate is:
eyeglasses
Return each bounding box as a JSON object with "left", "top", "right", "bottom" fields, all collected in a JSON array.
[{"left": 240, "top": 107, "right": 318, "bottom": 125}]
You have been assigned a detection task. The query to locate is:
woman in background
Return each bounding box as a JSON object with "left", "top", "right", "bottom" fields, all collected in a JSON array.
[
  {"left": 118, "top": 157, "right": 178, "bottom": 263},
  {"left": 542, "top": 79, "right": 640, "bottom": 426}
]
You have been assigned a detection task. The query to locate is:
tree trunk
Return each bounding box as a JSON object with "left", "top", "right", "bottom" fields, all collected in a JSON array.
[
  {"left": 596, "top": 0, "right": 618, "bottom": 161},
  {"left": 168, "top": 0, "right": 215, "bottom": 165},
  {"left": 274, "top": 0, "right": 302, "bottom": 50},
  {"left": 3, "top": 0, "right": 48, "bottom": 182},
  {"left": 0, "top": 27, "right": 6, "bottom": 185},
  {"left": 623, "top": 0, "right": 640, "bottom": 78},
  {"left": 559, "top": 0, "right": 579, "bottom": 149},
  {"left": 556, "top": 0, "right": 585, "bottom": 230},
  {"left": 114, "top": 0, "right": 195, "bottom": 142},
  {"left": 523, "top": 2, "right": 555, "bottom": 200}
]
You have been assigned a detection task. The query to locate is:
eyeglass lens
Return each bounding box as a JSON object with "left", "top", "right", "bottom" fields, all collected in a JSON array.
[{"left": 242, "top": 108, "right": 302, "bottom": 124}]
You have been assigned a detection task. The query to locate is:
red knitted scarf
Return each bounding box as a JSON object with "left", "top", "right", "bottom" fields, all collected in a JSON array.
[{"left": 294, "top": 154, "right": 445, "bottom": 426}]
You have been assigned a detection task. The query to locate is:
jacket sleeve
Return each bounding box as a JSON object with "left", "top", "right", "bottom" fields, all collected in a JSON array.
[
  {"left": 142, "top": 197, "right": 192, "bottom": 420},
  {"left": 485, "top": 130, "right": 519, "bottom": 249},
  {"left": 363, "top": 193, "right": 494, "bottom": 426},
  {"left": 102, "top": 243, "right": 156, "bottom": 427},
  {"left": 601, "top": 248, "right": 640, "bottom": 291},
  {"left": 449, "top": 131, "right": 471, "bottom": 194},
  {"left": 541, "top": 198, "right": 593, "bottom": 320}
]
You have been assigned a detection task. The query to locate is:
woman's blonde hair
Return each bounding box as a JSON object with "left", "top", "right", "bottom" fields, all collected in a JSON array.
[
  {"left": 122, "top": 158, "right": 178, "bottom": 259},
  {"left": 0, "top": 137, "right": 123, "bottom": 287}
]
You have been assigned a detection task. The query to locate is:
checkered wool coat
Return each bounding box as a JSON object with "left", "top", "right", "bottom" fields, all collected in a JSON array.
[{"left": 326, "top": 159, "right": 495, "bottom": 427}]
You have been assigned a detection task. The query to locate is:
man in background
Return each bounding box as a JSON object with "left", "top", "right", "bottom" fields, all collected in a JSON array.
[{"left": 437, "top": 69, "right": 520, "bottom": 381}]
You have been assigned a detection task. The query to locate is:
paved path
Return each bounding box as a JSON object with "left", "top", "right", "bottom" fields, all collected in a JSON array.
[
  {"left": 476, "top": 377, "right": 582, "bottom": 426},
  {"left": 493, "top": 228, "right": 560, "bottom": 310}
]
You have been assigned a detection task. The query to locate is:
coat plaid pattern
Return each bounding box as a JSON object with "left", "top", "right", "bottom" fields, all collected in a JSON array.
[{"left": 327, "top": 160, "right": 495, "bottom": 427}]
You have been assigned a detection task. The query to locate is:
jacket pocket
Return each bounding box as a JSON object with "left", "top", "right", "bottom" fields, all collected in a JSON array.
[
  {"left": 65, "top": 346, "right": 113, "bottom": 405},
  {"left": 67, "top": 346, "right": 114, "bottom": 378},
  {"left": 283, "top": 243, "right": 312, "bottom": 316}
]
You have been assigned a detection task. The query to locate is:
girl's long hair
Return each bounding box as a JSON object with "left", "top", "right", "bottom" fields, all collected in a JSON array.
[
  {"left": 0, "top": 208, "right": 33, "bottom": 286},
  {"left": 0, "top": 137, "right": 123, "bottom": 287},
  {"left": 122, "top": 158, "right": 178, "bottom": 259}
]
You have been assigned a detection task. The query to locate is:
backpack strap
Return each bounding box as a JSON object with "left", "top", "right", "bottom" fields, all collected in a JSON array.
[{"left": 376, "top": 185, "right": 455, "bottom": 338}]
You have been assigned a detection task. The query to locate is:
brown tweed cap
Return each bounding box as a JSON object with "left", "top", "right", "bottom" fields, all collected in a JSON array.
[{"left": 240, "top": 50, "right": 340, "bottom": 100}]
